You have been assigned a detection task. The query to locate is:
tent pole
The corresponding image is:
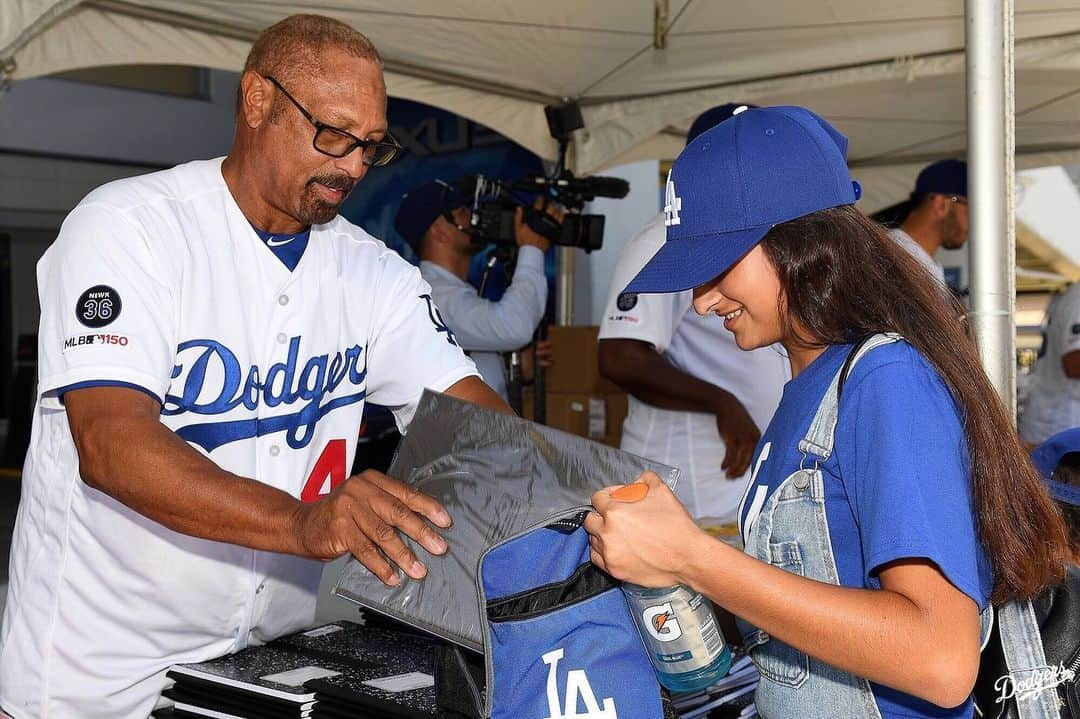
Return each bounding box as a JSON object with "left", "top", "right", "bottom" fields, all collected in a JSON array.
[{"left": 966, "top": 0, "right": 1016, "bottom": 417}]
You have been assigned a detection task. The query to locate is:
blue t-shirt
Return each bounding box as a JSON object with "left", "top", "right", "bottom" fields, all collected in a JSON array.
[{"left": 738, "top": 341, "right": 994, "bottom": 719}]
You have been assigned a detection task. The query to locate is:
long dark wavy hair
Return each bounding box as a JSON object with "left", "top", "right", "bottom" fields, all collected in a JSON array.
[{"left": 760, "top": 205, "right": 1070, "bottom": 604}]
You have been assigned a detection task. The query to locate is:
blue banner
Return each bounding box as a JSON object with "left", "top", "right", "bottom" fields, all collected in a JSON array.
[{"left": 340, "top": 97, "right": 545, "bottom": 280}]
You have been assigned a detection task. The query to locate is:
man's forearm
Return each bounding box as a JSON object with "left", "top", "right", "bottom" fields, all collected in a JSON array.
[
  {"left": 69, "top": 390, "right": 307, "bottom": 555},
  {"left": 598, "top": 339, "right": 738, "bottom": 415}
]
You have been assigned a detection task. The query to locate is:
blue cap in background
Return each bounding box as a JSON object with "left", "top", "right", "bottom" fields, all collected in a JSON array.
[
  {"left": 1031, "top": 428, "right": 1080, "bottom": 507},
  {"left": 625, "top": 105, "right": 858, "bottom": 295},
  {"left": 913, "top": 158, "right": 967, "bottom": 198},
  {"left": 394, "top": 179, "right": 464, "bottom": 249}
]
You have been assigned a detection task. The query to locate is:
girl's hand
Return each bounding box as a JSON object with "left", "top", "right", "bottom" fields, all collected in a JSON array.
[{"left": 583, "top": 471, "right": 703, "bottom": 587}]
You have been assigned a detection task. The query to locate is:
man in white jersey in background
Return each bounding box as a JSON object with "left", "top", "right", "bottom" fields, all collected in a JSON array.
[
  {"left": 0, "top": 15, "right": 507, "bottom": 719},
  {"left": 887, "top": 159, "right": 969, "bottom": 288},
  {"left": 1020, "top": 281, "right": 1080, "bottom": 444},
  {"left": 598, "top": 104, "right": 789, "bottom": 528},
  {"left": 394, "top": 180, "right": 554, "bottom": 401}
]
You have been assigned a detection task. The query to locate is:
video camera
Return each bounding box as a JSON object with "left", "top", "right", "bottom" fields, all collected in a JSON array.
[{"left": 457, "top": 102, "right": 630, "bottom": 253}]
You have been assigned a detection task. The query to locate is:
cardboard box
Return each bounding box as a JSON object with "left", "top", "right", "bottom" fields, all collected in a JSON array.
[
  {"left": 544, "top": 326, "right": 621, "bottom": 395},
  {"left": 523, "top": 391, "right": 628, "bottom": 448},
  {"left": 521, "top": 386, "right": 628, "bottom": 446}
]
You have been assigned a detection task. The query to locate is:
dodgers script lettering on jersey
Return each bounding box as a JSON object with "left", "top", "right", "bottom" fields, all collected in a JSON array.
[{"left": 163, "top": 336, "right": 368, "bottom": 452}]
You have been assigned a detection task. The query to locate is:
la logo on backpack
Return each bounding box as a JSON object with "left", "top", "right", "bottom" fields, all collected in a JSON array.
[{"left": 542, "top": 648, "right": 618, "bottom": 719}]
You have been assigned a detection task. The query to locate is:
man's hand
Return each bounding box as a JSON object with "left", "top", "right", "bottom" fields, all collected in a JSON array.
[
  {"left": 520, "top": 339, "right": 553, "bottom": 384},
  {"left": 599, "top": 339, "right": 761, "bottom": 477},
  {"left": 291, "top": 469, "right": 452, "bottom": 586},
  {"left": 514, "top": 198, "right": 562, "bottom": 252},
  {"left": 713, "top": 397, "right": 760, "bottom": 478}
]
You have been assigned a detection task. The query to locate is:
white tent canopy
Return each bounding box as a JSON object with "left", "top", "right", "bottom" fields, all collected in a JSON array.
[{"left": 6, "top": 2, "right": 1080, "bottom": 210}]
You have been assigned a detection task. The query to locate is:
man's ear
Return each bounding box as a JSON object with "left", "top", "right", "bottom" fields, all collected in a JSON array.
[
  {"left": 930, "top": 194, "right": 952, "bottom": 219},
  {"left": 238, "top": 71, "right": 273, "bottom": 130},
  {"left": 427, "top": 219, "right": 450, "bottom": 246}
]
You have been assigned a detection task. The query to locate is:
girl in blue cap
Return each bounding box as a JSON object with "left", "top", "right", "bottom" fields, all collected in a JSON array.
[{"left": 584, "top": 106, "right": 1071, "bottom": 718}]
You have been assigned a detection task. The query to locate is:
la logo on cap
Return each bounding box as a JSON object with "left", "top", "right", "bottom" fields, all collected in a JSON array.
[{"left": 664, "top": 171, "right": 681, "bottom": 227}]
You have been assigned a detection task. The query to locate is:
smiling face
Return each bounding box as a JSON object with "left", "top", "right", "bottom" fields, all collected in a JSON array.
[
  {"left": 251, "top": 48, "right": 388, "bottom": 226},
  {"left": 692, "top": 244, "right": 785, "bottom": 351}
]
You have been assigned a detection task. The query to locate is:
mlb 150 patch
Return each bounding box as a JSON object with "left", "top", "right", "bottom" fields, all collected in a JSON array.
[
  {"left": 62, "top": 334, "right": 129, "bottom": 352},
  {"left": 76, "top": 285, "right": 122, "bottom": 328}
]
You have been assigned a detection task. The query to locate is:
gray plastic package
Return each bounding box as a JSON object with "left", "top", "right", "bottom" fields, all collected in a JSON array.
[{"left": 333, "top": 390, "right": 679, "bottom": 651}]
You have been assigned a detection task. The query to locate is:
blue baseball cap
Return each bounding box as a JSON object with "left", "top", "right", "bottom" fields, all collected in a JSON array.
[
  {"left": 686, "top": 103, "right": 757, "bottom": 145},
  {"left": 394, "top": 179, "right": 464, "bottom": 249},
  {"left": 913, "top": 158, "right": 967, "bottom": 198},
  {"left": 625, "top": 105, "right": 859, "bottom": 295},
  {"left": 1031, "top": 428, "right": 1080, "bottom": 507}
]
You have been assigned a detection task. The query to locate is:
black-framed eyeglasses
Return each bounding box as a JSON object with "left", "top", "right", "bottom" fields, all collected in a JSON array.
[{"left": 264, "top": 75, "right": 402, "bottom": 167}]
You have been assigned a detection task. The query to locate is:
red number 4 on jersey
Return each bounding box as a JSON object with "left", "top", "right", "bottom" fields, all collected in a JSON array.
[{"left": 300, "top": 439, "right": 347, "bottom": 502}]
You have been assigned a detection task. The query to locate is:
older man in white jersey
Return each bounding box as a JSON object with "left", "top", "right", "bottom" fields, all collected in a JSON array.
[{"left": 0, "top": 15, "right": 506, "bottom": 719}]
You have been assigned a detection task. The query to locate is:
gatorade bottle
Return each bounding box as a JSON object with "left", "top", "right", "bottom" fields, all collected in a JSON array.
[
  {"left": 622, "top": 582, "right": 732, "bottom": 692},
  {"left": 606, "top": 481, "right": 732, "bottom": 692}
]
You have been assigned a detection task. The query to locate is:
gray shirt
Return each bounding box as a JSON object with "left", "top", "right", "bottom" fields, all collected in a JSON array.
[
  {"left": 419, "top": 246, "right": 547, "bottom": 400},
  {"left": 888, "top": 227, "right": 946, "bottom": 286}
]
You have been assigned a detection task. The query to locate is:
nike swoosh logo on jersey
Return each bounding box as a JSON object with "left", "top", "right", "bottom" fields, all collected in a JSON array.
[{"left": 266, "top": 236, "right": 295, "bottom": 247}]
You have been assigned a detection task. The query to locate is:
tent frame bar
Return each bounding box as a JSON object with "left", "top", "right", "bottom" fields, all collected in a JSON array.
[
  {"left": 53, "top": 0, "right": 561, "bottom": 106},
  {"left": 580, "top": 26, "right": 1080, "bottom": 105}
]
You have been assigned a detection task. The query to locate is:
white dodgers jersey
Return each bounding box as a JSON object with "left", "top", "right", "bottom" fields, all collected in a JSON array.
[{"left": 0, "top": 158, "right": 477, "bottom": 718}]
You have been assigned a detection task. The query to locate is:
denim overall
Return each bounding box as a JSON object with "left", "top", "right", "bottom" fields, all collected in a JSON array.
[{"left": 737, "top": 334, "right": 995, "bottom": 719}]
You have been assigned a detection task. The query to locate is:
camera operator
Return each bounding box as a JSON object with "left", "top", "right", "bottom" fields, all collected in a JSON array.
[{"left": 395, "top": 180, "right": 557, "bottom": 401}]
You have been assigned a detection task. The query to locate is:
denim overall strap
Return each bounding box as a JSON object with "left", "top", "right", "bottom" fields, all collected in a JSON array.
[
  {"left": 739, "top": 337, "right": 905, "bottom": 718},
  {"left": 797, "top": 334, "right": 902, "bottom": 463},
  {"left": 996, "top": 600, "right": 1062, "bottom": 719}
]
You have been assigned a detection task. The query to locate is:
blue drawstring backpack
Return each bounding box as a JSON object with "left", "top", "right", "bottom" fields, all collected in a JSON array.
[{"left": 478, "top": 509, "right": 668, "bottom": 719}]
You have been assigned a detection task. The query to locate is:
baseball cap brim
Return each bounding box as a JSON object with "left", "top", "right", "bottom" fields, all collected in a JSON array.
[
  {"left": 1031, "top": 428, "right": 1080, "bottom": 480},
  {"left": 623, "top": 223, "right": 772, "bottom": 295}
]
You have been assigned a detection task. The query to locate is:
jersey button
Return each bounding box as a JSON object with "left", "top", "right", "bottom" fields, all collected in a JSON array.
[
  {"left": 269, "top": 445, "right": 280, "bottom": 457},
  {"left": 278, "top": 294, "right": 290, "bottom": 306},
  {"left": 276, "top": 332, "right": 287, "bottom": 344}
]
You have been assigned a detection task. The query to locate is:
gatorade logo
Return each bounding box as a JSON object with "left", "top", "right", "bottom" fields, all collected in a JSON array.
[
  {"left": 664, "top": 171, "right": 681, "bottom": 227},
  {"left": 642, "top": 602, "right": 683, "bottom": 642}
]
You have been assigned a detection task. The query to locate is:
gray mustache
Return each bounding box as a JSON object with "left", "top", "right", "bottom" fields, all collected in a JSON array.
[{"left": 308, "top": 175, "right": 355, "bottom": 194}]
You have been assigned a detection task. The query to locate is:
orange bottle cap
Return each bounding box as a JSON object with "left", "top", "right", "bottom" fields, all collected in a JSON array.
[{"left": 610, "top": 482, "right": 649, "bottom": 502}]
